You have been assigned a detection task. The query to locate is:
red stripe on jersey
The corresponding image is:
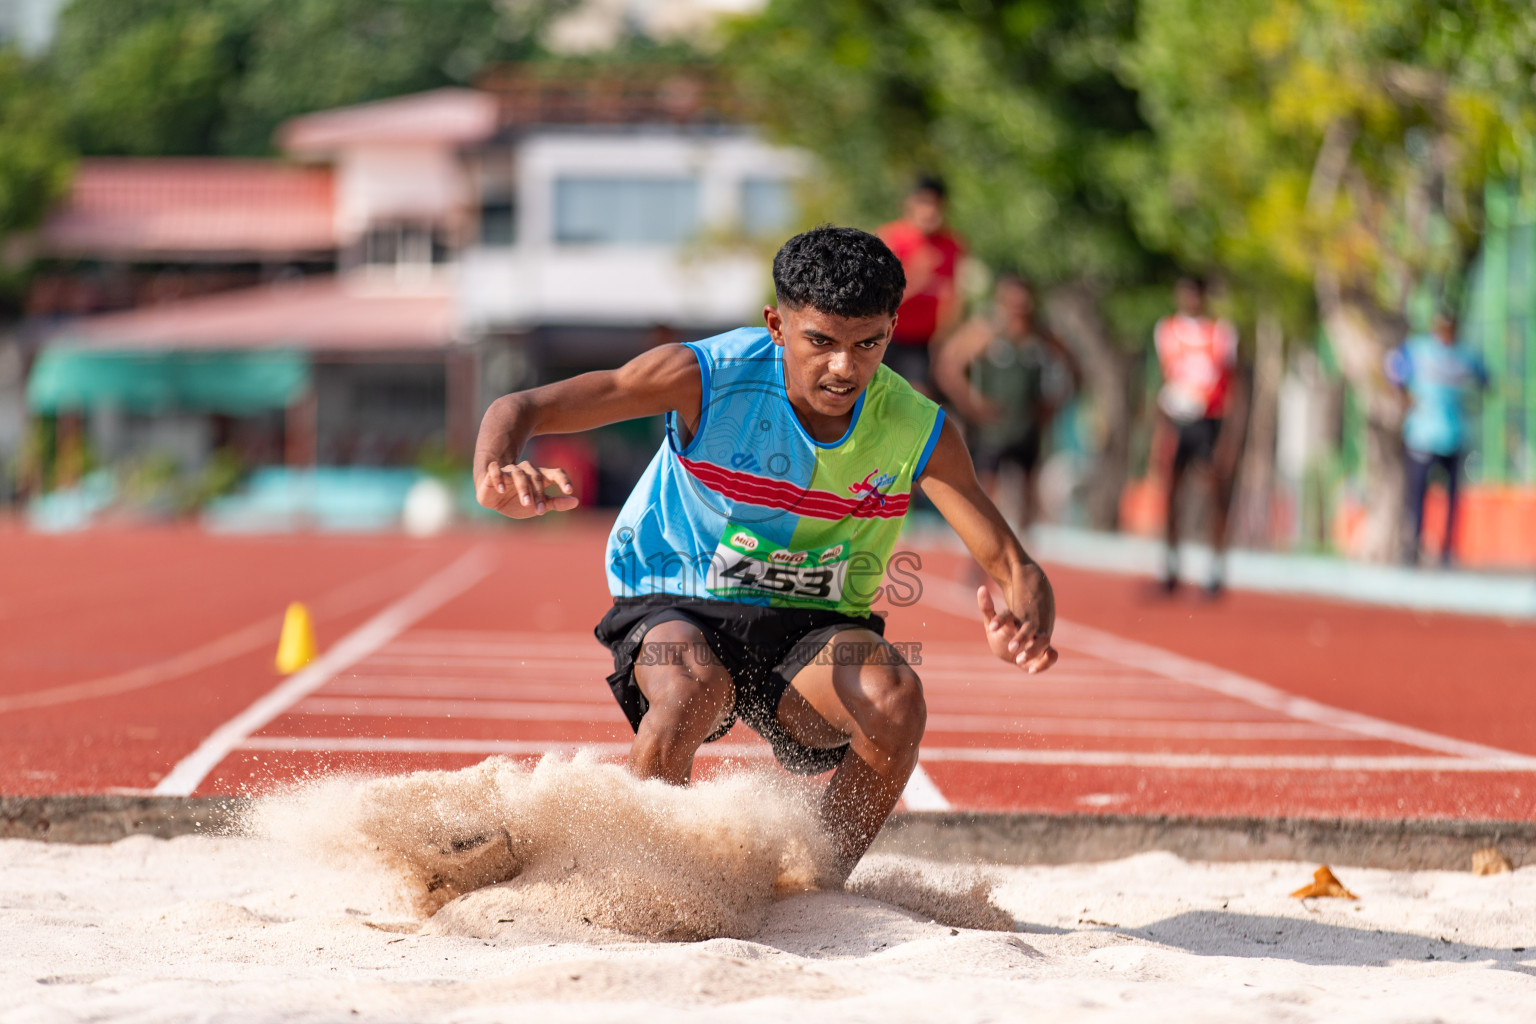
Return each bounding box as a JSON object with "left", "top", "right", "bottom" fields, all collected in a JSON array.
[{"left": 680, "top": 457, "right": 909, "bottom": 520}]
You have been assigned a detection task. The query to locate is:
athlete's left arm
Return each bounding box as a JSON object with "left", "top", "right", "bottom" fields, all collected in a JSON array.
[
  {"left": 918, "top": 417, "right": 1058, "bottom": 674},
  {"left": 1214, "top": 365, "right": 1249, "bottom": 479},
  {"left": 1212, "top": 320, "right": 1247, "bottom": 478}
]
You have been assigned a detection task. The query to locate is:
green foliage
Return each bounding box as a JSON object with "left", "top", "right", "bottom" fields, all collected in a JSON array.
[
  {"left": 49, "top": 0, "right": 570, "bottom": 157},
  {"left": 0, "top": 48, "right": 73, "bottom": 313},
  {"left": 0, "top": 49, "right": 73, "bottom": 237},
  {"left": 49, "top": 0, "right": 238, "bottom": 156},
  {"left": 1124, "top": 0, "right": 1536, "bottom": 329},
  {"left": 724, "top": 0, "right": 1173, "bottom": 342}
]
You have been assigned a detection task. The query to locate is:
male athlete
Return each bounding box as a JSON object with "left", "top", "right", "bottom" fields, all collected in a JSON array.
[
  {"left": 877, "top": 176, "right": 967, "bottom": 395},
  {"left": 933, "top": 272, "right": 1081, "bottom": 528},
  {"left": 1153, "top": 276, "right": 1246, "bottom": 595},
  {"left": 474, "top": 227, "right": 1057, "bottom": 882}
]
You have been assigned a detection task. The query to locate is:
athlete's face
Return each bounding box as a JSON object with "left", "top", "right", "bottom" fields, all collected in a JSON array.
[
  {"left": 905, "top": 190, "right": 946, "bottom": 235},
  {"left": 1175, "top": 280, "right": 1205, "bottom": 317},
  {"left": 996, "top": 279, "right": 1034, "bottom": 325},
  {"left": 763, "top": 303, "right": 893, "bottom": 432},
  {"left": 1433, "top": 314, "right": 1457, "bottom": 345}
]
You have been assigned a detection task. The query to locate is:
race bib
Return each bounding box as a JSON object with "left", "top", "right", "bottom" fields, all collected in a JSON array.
[{"left": 705, "top": 523, "right": 848, "bottom": 605}]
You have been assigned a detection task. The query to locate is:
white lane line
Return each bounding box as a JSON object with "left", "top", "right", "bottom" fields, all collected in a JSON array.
[
  {"left": 921, "top": 715, "right": 1351, "bottom": 739},
  {"left": 922, "top": 697, "right": 1302, "bottom": 720},
  {"left": 0, "top": 558, "right": 461, "bottom": 714},
  {"left": 373, "top": 643, "right": 605, "bottom": 658},
  {"left": 917, "top": 747, "right": 1536, "bottom": 772},
  {"left": 900, "top": 763, "right": 951, "bottom": 810},
  {"left": 238, "top": 736, "right": 761, "bottom": 757},
  {"left": 153, "top": 548, "right": 495, "bottom": 796},
  {"left": 321, "top": 678, "right": 612, "bottom": 700},
  {"left": 287, "top": 696, "right": 1347, "bottom": 738},
  {"left": 231, "top": 736, "right": 1536, "bottom": 773},
  {"left": 922, "top": 577, "right": 1535, "bottom": 762},
  {"left": 293, "top": 697, "right": 621, "bottom": 720},
  {"left": 358, "top": 655, "right": 599, "bottom": 669},
  {"left": 402, "top": 630, "right": 596, "bottom": 642}
]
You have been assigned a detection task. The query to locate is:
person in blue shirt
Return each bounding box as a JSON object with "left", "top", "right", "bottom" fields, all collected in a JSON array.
[{"left": 1384, "top": 312, "right": 1489, "bottom": 565}]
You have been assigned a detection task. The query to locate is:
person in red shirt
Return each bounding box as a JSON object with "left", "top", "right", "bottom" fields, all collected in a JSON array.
[
  {"left": 877, "top": 176, "right": 966, "bottom": 395},
  {"left": 1153, "top": 276, "right": 1246, "bottom": 595}
]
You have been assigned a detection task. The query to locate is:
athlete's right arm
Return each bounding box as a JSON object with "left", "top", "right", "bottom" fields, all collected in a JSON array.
[{"left": 473, "top": 343, "right": 702, "bottom": 518}]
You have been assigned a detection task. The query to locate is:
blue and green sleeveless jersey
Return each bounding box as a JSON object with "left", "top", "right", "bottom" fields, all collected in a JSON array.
[{"left": 606, "top": 327, "right": 944, "bottom": 616}]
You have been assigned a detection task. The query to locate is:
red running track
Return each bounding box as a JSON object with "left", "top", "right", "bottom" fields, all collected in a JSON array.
[{"left": 2, "top": 521, "right": 1533, "bottom": 820}]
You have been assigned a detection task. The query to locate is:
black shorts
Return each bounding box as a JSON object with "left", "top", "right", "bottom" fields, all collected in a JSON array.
[
  {"left": 973, "top": 429, "right": 1043, "bottom": 475},
  {"left": 593, "top": 597, "right": 887, "bottom": 775},
  {"left": 1172, "top": 417, "right": 1223, "bottom": 472}
]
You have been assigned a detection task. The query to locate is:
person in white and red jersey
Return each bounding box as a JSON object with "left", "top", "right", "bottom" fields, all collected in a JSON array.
[{"left": 1153, "top": 276, "right": 1246, "bottom": 595}]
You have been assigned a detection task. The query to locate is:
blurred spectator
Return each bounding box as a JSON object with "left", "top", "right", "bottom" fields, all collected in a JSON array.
[
  {"left": 1153, "top": 276, "right": 1245, "bottom": 595},
  {"left": 876, "top": 175, "right": 966, "bottom": 396},
  {"left": 1385, "top": 311, "right": 1489, "bottom": 566},
  {"left": 933, "top": 272, "right": 1079, "bottom": 527}
]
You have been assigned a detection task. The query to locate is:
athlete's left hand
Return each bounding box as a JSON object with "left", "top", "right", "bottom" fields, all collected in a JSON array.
[{"left": 977, "top": 576, "right": 1057, "bottom": 674}]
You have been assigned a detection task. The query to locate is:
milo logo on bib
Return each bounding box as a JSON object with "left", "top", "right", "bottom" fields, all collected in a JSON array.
[{"left": 706, "top": 523, "right": 849, "bottom": 606}]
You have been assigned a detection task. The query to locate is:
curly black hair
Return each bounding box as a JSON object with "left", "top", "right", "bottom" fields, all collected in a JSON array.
[{"left": 771, "top": 226, "right": 906, "bottom": 319}]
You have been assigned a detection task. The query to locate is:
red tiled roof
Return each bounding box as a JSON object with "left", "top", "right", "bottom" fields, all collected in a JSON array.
[
  {"left": 279, "top": 88, "right": 498, "bottom": 154},
  {"left": 479, "top": 65, "right": 740, "bottom": 126},
  {"left": 51, "top": 275, "right": 456, "bottom": 352},
  {"left": 40, "top": 159, "right": 336, "bottom": 259}
]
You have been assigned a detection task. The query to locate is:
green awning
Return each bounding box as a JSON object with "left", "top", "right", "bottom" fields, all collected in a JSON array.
[{"left": 27, "top": 349, "right": 310, "bottom": 415}]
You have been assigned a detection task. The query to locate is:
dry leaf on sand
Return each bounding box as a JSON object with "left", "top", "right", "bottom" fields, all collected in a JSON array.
[
  {"left": 1290, "top": 865, "right": 1358, "bottom": 899},
  {"left": 1472, "top": 847, "right": 1514, "bottom": 876}
]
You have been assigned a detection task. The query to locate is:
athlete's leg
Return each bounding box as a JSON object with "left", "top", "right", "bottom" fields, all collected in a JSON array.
[
  {"left": 1439, "top": 451, "right": 1462, "bottom": 565},
  {"left": 628, "top": 618, "right": 735, "bottom": 785},
  {"left": 1200, "top": 461, "right": 1232, "bottom": 594},
  {"left": 1018, "top": 431, "right": 1043, "bottom": 530},
  {"left": 1403, "top": 450, "right": 1433, "bottom": 564},
  {"left": 1163, "top": 455, "right": 1188, "bottom": 588},
  {"left": 774, "top": 628, "right": 926, "bottom": 881}
]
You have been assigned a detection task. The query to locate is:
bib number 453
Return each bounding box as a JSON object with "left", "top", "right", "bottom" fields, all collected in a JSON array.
[{"left": 708, "top": 552, "right": 844, "bottom": 602}]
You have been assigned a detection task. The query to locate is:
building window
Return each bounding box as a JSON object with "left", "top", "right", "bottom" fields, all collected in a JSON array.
[
  {"left": 741, "top": 178, "right": 795, "bottom": 238},
  {"left": 362, "top": 222, "right": 446, "bottom": 267},
  {"left": 479, "top": 199, "right": 516, "bottom": 246},
  {"left": 553, "top": 177, "right": 700, "bottom": 245}
]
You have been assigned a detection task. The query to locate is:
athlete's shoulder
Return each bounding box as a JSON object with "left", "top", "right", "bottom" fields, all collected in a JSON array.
[
  {"left": 686, "top": 326, "right": 773, "bottom": 366},
  {"left": 867, "top": 362, "right": 940, "bottom": 417}
]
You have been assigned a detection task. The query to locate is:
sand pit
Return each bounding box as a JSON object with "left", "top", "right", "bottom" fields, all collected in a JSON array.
[{"left": 3, "top": 761, "right": 1534, "bottom": 1022}]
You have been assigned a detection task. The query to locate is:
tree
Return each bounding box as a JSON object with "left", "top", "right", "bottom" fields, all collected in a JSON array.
[
  {"left": 0, "top": 49, "right": 73, "bottom": 305},
  {"left": 724, "top": 0, "right": 1175, "bottom": 527},
  {"left": 49, "top": 0, "right": 571, "bottom": 157},
  {"left": 1126, "top": 0, "right": 1536, "bottom": 559}
]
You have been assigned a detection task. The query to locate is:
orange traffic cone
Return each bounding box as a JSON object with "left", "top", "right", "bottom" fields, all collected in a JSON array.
[{"left": 275, "top": 602, "right": 316, "bottom": 674}]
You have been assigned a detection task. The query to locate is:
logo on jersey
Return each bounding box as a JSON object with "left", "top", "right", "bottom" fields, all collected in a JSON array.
[
  {"left": 849, "top": 468, "right": 897, "bottom": 509},
  {"left": 730, "top": 531, "right": 758, "bottom": 551},
  {"left": 770, "top": 549, "right": 809, "bottom": 565}
]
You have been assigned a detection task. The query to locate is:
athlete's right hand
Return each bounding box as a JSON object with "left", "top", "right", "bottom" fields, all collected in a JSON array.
[{"left": 477, "top": 459, "right": 579, "bottom": 518}]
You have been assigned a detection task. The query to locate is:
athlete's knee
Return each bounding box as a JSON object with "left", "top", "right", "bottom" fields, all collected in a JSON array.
[
  {"left": 638, "top": 667, "right": 732, "bottom": 733},
  {"left": 858, "top": 662, "right": 926, "bottom": 758},
  {"left": 633, "top": 622, "right": 733, "bottom": 737}
]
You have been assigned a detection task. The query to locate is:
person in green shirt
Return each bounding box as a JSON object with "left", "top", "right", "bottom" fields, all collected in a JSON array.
[{"left": 932, "top": 272, "right": 1081, "bottom": 527}]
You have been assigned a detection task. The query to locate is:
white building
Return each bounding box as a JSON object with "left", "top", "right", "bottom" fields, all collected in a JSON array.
[{"left": 459, "top": 128, "right": 803, "bottom": 340}]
